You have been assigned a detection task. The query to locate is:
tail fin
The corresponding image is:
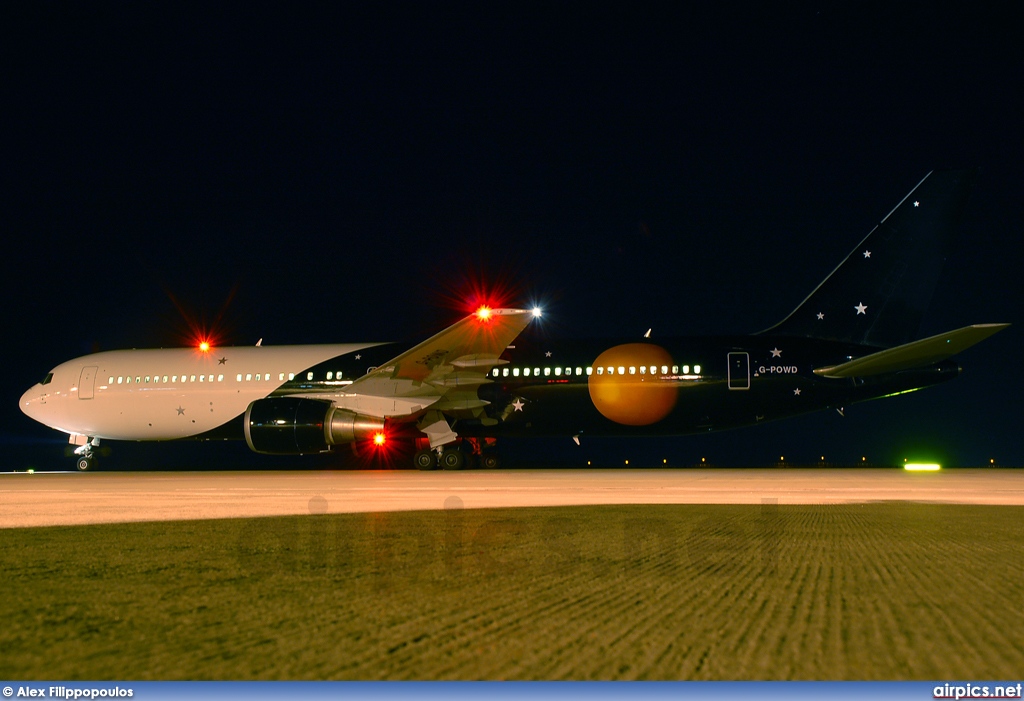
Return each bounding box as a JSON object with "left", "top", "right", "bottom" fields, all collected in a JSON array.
[{"left": 760, "top": 170, "right": 974, "bottom": 348}]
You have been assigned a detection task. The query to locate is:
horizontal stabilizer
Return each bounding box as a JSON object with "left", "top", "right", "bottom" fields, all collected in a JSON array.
[{"left": 813, "top": 323, "right": 1009, "bottom": 378}]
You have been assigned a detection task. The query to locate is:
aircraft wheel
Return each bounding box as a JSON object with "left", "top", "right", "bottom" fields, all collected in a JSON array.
[
  {"left": 480, "top": 453, "right": 500, "bottom": 469},
  {"left": 440, "top": 449, "right": 465, "bottom": 470},
  {"left": 414, "top": 449, "right": 437, "bottom": 471},
  {"left": 76, "top": 455, "right": 95, "bottom": 472}
]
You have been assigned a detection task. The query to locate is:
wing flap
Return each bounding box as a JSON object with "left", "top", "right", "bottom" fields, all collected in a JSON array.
[{"left": 814, "top": 323, "right": 1009, "bottom": 378}]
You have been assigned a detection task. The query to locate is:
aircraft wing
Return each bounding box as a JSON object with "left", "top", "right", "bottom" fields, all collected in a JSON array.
[
  {"left": 813, "top": 323, "right": 1009, "bottom": 379},
  {"left": 321, "top": 308, "right": 534, "bottom": 417}
]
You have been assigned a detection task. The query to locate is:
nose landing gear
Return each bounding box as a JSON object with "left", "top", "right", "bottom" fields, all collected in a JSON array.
[{"left": 72, "top": 437, "right": 100, "bottom": 471}]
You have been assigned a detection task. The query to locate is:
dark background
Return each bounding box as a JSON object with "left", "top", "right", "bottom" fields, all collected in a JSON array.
[{"left": 3, "top": 3, "right": 1020, "bottom": 470}]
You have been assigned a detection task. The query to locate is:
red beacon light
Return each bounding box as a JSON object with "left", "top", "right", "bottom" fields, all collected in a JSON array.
[
  {"left": 372, "top": 432, "right": 387, "bottom": 447},
  {"left": 475, "top": 305, "right": 493, "bottom": 321},
  {"left": 198, "top": 341, "right": 211, "bottom": 352}
]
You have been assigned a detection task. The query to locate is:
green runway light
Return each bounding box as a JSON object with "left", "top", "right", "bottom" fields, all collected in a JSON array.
[{"left": 904, "top": 462, "right": 941, "bottom": 471}]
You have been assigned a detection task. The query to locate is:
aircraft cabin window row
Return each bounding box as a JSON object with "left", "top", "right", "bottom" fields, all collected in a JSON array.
[
  {"left": 490, "top": 364, "right": 701, "bottom": 379},
  {"left": 111, "top": 375, "right": 226, "bottom": 384},
  {"left": 104, "top": 370, "right": 345, "bottom": 386}
]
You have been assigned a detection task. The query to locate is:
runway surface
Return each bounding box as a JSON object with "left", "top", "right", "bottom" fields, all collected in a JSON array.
[{"left": 3, "top": 468, "right": 1023, "bottom": 528}]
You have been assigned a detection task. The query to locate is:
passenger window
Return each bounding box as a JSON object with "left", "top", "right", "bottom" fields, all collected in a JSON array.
[
  {"left": 307, "top": 372, "right": 313, "bottom": 381},
  {"left": 639, "top": 366, "right": 646, "bottom": 374},
  {"left": 586, "top": 367, "right": 593, "bottom": 375},
  {"left": 136, "top": 377, "right": 141, "bottom": 383},
  {"left": 555, "top": 367, "right": 561, "bottom": 376},
  {"left": 492, "top": 369, "right": 499, "bottom": 377},
  {"left": 108, "top": 376, "right": 115, "bottom": 384},
  {"left": 617, "top": 367, "right": 625, "bottom": 375},
  {"left": 190, "top": 375, "right": 196, "bottom": 382},
  {"left": 524, "top": 368, "right": 531, "bottom": 376},
  {"left": 683, "top": 365, "right": 690, "bottom": 374},
  {"left": 199, "top": 375, "right": 205, "bottom": 382},
  {"left": 661, "top": 365, "right": 668, "bottom": 374},
  {"left": 544, "top": 368, "right": 550, "bottom": 376},
  {"left": 534, "top": 368, "right": 540, "bottom": 376},
  {"left": 145, "top": 376, "right": 151, "bottom": 383},
  {"left": 218, "top": 375, "right": 223, "bottom": 382},
  {"left": 513, "top": 368, "right": 520, "bottom": 377},
  {"left": 117, "top": 377, "right": 123, "bottom": 384},
  {"left": 502, "top": 368, "right": 509, "bottom": 377},
  {"left": 327, "top": 372, "right": 333, "bottom": 380},
  {"left": 236, "top": 374, "right": 242, "bottom": 381},
  {"left": 694, "top": 365, "right": 701, "bottom": 374},
  {"left": 172, "top": 376, "right": 178, "bottom": 383},
  {"left": 288, "top": 373, "right": 295, "bottom": 380},
  {"left": 629, "top": 366, "right": 636, "bottom": 375},
  {"left": 163, "top": 375, "right": 168, "bottom": 383},
  {"left": 246, "top": 374, "right": 252, "bottom": 381}
]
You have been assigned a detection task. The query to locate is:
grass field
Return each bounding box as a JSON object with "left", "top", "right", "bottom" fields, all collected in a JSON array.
[{"left": 2, "top": 503, "right": 1023, "bottom": 680}]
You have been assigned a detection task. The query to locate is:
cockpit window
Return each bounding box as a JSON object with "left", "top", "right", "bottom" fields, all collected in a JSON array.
[{"left": 41, "top": 373, "right": 53, "bottom": 385}]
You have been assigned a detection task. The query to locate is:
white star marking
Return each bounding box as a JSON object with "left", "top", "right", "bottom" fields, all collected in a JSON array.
[
  {"left": 770, "top": 348, "right": 782, "bottom": 358},
  {"left": 913, "top": 201, "right": 919, "bottom": 207},
  {"left": 855, "top": 303, "right": 868, "bottom": 315},
  {"left": 512, "top": 398, "right": 524, "bottom": 412},
  {"left": 176, "top": 406, "right": 185, "bottom": 415},
  {"left": 863, "top": 250, "right": 871, "bottom": 258},
  {"left": 354, "top": 354, "right": 361, "bottom": 360},
  {"left": 816, "top": 312, "right": 825, "bottom": 320},
  {"left": 545, "top": 351, "right": 552, "bottom": 357},
  {"left": 793, "top": 388, "right": 801, "bottom": 396}
]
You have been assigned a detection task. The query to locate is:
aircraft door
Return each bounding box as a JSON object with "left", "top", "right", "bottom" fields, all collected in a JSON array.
[
  {"left": 727, "top": 353, "right": 750, "bottom": 390},
  {"left": 79, "top": 366, "right": 98, "bottom": 400}
]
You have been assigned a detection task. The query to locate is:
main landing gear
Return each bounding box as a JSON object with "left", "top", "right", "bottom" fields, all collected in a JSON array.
[{"left": 413, "top": 438, "right": 500, "bottom": 471}]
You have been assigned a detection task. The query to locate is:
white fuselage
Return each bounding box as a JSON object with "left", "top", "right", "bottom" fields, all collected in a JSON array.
[{"left": 19, "top": 344, "right": 379, "bottom": 440}]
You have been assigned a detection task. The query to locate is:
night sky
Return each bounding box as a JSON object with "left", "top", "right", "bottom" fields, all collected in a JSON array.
[{"left": 4, "top": 3, "right": 1021, "bottom": 469}]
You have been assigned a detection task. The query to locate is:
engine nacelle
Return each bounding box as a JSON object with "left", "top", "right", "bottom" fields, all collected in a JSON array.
[{"left": 244, "top": 397, "right": 385, "bottom": 455}]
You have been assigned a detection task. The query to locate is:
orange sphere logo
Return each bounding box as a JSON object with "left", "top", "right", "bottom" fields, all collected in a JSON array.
[{"left": 588, "top": 343, "right": 677, "bottom": 425}]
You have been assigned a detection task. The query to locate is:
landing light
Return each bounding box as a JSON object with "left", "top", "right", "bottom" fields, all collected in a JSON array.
[
  {"left": 532, "top": 307, "right": 543, "bottom": 318},
  {"left": 904, "top": 463, "right": 941, "bottom": 472}
]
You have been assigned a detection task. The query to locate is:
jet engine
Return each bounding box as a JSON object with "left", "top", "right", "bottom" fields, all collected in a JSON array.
[{"left": 244, "top": 397, "right": 385, "bottom": 455}]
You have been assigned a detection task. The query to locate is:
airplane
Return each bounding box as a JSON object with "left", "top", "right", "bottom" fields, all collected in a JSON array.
[{"left": 20, "top": 170, "right": 1008, "bottom": 471}]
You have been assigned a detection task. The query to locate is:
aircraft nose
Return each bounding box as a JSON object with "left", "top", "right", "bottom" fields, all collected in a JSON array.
[{"left": 19, "top": 385, "right": 45, "bottom": 422}]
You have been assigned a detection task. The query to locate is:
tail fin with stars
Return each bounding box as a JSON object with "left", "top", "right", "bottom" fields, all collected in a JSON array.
[{"left": 759, "top": 169, "right": 975, "bottom": 348}]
